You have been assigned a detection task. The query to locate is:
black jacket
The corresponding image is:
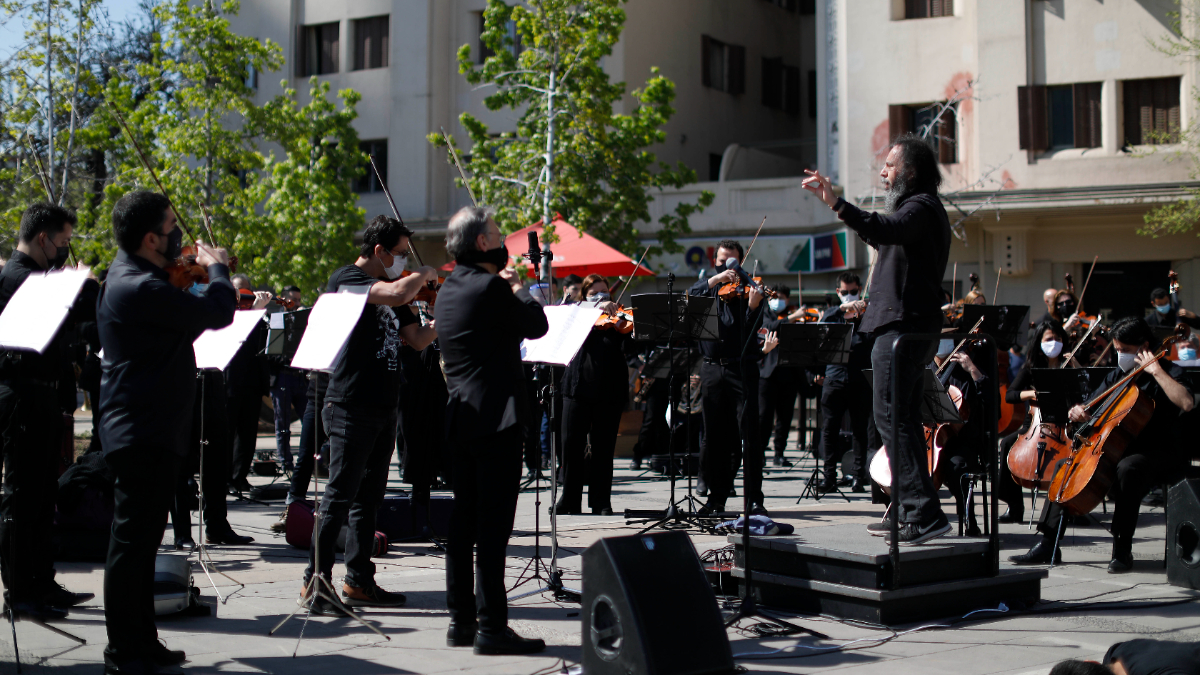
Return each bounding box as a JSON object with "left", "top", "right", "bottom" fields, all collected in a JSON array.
[
  {"left": 688, "top": 277, "right": 764, "bottom": 362},
  {"left": 1147, "top": 307, "right": 1200, "bottom": 330},
  {"left": 758, "top": 313, "right": 788, "bottom": 379},
  {"left": 561, "top": 311, "right": 631, "bottom": 402},
  {"left": 97, "top": 251, "right": 236, "bottom": 457},
  {"left": 835, "top": 193, "right": 950, "bottom": 335},
  {"left": 438, "top": 262, "right": 549, "bottom": 443}
]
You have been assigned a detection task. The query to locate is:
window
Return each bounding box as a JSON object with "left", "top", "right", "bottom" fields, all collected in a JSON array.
[
  {"left": 353, "top": 16, "right": 389, "bottom": 71},
  {"left": 1123, "top": 77, "right": 1180, "bottom": 145},
  {"left": 904, "top": 0, "right": 953, "bottom": 18},
  {"left": 356, "top": 140, "right": 387, "bottom": 194},
  {"left": 888, "top": 102, "right": 958, "bottom": 163},
  {"left": 476, "top": 12, "right": 522, "bottom": 63},
  {"left": 1017, "top": 82, "right": 1102, "bottom": 151},
  {"left": 701, "top": 35, "right": 745, "bottom": 95},
  {"left": 762, "top": 58, "right": 800, "bottom": 114},
  {"left": 709, "top": 153, "right": 723, "bottom": 182},
  {"left": 297, "top": 22, "right": 339, "bottom": 76}
]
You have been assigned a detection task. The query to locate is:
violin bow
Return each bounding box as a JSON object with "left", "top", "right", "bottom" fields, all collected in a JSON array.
[
  {"left": 1076, "top": 255, "right": 1099, "bottom": 312},
  {"left": 994, "top": 266, "right": 1002, "bottom": 302},
  {"left": 742, "top": 216, "right": 768, "bottom": 262},
  {"left": 441, "top": 127, "right": 479, "bottom": 208},
  {"left": 935, "top": 316, "right": 985, "bottom": 376},
  {"left": 21, "top": 137, "right": 78, "bottom": 266},
  {"left": 104, "top": 101, "right": 201, "bottom": 247},
  {"left": 951, "top": 262, "right": 957, "bottom": 298},
  {"left": 614, "top": 244, "right": 651, "bottom": 306},
  {"left": 369, "top": 153, "right": 424, "bottom": 267},
  {"left": 1061, "top": 313, "right": 1103, "bottom": 368}
]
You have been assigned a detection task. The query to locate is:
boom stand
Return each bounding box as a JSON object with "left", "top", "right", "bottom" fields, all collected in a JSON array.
[{"left": 191, "top": 369, "right": 245, "bottom": 603}]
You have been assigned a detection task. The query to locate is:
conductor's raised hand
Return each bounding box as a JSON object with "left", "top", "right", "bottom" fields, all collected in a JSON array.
[
  {"left": 802, "top": 169, "right": 838, "bottom": 209},
  {"left": 194, "top": 242, "right": 229, "bottom": 267}
]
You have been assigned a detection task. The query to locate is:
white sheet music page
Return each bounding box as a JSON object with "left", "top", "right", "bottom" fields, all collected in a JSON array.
[
  {"left": 289, "top": 290, "right": 369, "bottom": 372},
  {"left": 0, "top": 267, "right": 89, "bottom": 354},
  {"left": 521, "top": 305, "right": 603, "bottom": 366},
  {"left": 193, "top": 308, "right": 267, "bottom": 371}
]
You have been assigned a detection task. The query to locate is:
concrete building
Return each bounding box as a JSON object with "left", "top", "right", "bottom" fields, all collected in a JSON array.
[{"left": 223, "top": 0, "right": 818, "bottom": 265}]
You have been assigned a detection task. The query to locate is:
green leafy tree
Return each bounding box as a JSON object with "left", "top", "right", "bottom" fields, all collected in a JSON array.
[{"left": 430, "top": 0, "right": 712, "bottom": 259}]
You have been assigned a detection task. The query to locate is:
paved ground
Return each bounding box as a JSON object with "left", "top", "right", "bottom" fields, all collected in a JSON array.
[{"left": 7, "top": 415, "right": 1200, "bottom": 674}]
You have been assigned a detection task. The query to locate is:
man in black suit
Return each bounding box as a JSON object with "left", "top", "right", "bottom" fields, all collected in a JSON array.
[
  {"left": 301, "top": 216, "right": 438, "bottom": 615},
  {"left": 803, "top": 133, "right": 952, "bottom": 545},
  {"left": 817, "top": 272, "right": 872, "bottom": 492},
  {"left": 438, "top": 206, "right": 549, "bottom": 655},
  {"left": 98, "top": 190, "right": 235, "bottom": 674},
  {"left": 757, "top": 283, "right": 798, "bottom": 469},
  {"left": 0, "top": 203, "right": 97, "bottom": 621},
  {"left": 690, "top": 239, "right": 766, "bottom": 516}
]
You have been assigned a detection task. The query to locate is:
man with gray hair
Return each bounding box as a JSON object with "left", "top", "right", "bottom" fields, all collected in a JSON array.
[{"left": 436, "top": 206, "right": 548, "bottom": 655}]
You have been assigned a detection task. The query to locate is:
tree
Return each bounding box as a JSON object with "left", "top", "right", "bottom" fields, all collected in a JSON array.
[{"left": 430, "top": 0, "right": 712, "bottom": 259}]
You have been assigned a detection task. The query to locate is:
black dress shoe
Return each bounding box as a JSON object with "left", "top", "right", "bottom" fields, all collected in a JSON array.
[
  {"left": 997, "top": 508, "right": 1024, "bottom": 524},
  {"left": 748, "top": 502, "right": 769, "bottom": 516},
  {"left": 174, "top": 537, "right": 196, "bottom": 552},
  {"left": 206, "top": 530, "right": 255, "bottom": 545},
  {"left": 592, "top": 507, "right": 614, "bottom": 516},
  {"left": 229, "top": 479, "right": 254, "bottom": 494},
  {"left": 964, "top": 523, "right": 982, "bottom": 538},
  {"left": 697, "top": 502, "right": 725, "bottom": 517},
  {"left": 447, "top": 621, "right": 478, "bottom": 647},
  {"left": 474, "top": 627, "right": 546, "bottom": 655},
  {"left": 5, "top": 600, "right": 68, "bottom": 621},
  {"left": 41, "top": 581, "right": 95, "bottom": 608},
  {"left": 628, "top": 459, "right": 642, "bottom": 470},
  {"left": 1008, "top": 540, "right": 1062, "bottom": 565},
  {"left": 837, "top": 476, "right": 853, "bottom": 487},
  {"left": 772, "top": 456, "right": 793, "bottom": 468},
  {"left": 1108, "top": 553, "right": 1133, "bottom": 574},
  {"left": 851, "top": 478, "right": 867, "bottom": 493},
  {"left": 148, "top": 641, "right": 187, "bottom": 666},
  {"left": 103, "top": 657, "right": 182, "bottom": 675}
]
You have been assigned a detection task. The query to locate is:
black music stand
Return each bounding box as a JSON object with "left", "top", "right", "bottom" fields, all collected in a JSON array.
[
  {"left": 624, "top": 284, "right": 736, "bottom": 532},
  {"left": 781, "top": 324, "right": 854, "bottom": 502},
  {"left": 961, "top": 305, "right": 1029, "bottom": 350},
  {"left": 634, "top": 345, "right": 701, "bottom": 480}
]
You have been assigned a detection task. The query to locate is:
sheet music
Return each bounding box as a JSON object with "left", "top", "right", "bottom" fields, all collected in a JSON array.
[
  {"left": 289, "top": 291, "right": 369, "bottom": 371},
  {"left": 193, "top": 309, "right": 267, "bottom": 371},
  {"left": 521, "top": 305, "right": 603, "bottom": 366},
  {"left": 0, "top": 268, "right": 89, "bottom": 354}
]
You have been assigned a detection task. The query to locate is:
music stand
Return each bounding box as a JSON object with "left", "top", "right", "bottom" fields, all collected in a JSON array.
[
  {"left": 961, "top": 305, "right": 1029, "bottom": 350},
  {"left": 268, "top": 290, "right": 389, "bottom": 653},
  {"left": 0, "top": 269, "right": 90, "bottom": 671},
  {"left": 634, "top": 345, "right": 701, "bottom": 480},
  {"left": 781, "top": 324, "right": 853, "bottom": 502}
]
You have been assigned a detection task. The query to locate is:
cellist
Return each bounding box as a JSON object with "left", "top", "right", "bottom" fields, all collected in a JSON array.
[
  {"left": 1010, "top": 317, "right": 1193, "bottom": 572},
  {"left": 928, "top": 330, "right": 989, "bottom": 536}
]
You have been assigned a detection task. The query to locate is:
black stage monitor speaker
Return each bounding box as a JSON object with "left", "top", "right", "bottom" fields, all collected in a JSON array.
[
  {"left": 1167, "top": 478, "right": 1200, "bottom": 590},
  {"left": 582, "top": 531, "right": 734, "bottom": 675}
]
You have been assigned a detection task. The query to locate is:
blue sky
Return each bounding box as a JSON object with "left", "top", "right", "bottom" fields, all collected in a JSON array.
[{"left": 1, "top": 0, "right": 144, "bottom": 59}]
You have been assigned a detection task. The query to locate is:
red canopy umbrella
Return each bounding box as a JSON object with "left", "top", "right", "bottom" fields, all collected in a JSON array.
[{"left": 505, "top": 217, "right": 654, "bottom": 279}]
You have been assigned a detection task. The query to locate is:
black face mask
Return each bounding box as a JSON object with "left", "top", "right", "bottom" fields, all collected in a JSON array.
[
  {"left": 1056, "top": 300, "right": 1076, "bottom": 316},
  {"left": 49, "top": 246, "right": 69, "bottom": 270},
  {"left": 161, "top": 227, "right": 184, "bottom": 260},
  {"left": 458, "top": 245, "right": 509, "bottom": 269}
]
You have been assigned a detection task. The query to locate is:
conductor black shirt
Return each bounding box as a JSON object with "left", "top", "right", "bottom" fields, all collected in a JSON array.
[
  {"left": 322, "top": 264, "right": 418, "bottom": 411},
  {"left": 438, "top": 262, "right": 549, "bottom": 443},
  {"left": 688, "top": 278, "right": 763, "bottom": 362},
  {"left": 97, "top": 251, "right": 235, "bottom": 457},
  {"left": 834, "top": 193, "right": 950, "bottom": 335}
]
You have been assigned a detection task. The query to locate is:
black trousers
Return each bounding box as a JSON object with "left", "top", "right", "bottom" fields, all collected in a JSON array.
[
  {"left": 758, "top": 371, "right": 799, "bottom": 459},
  {"left": 0, "top": 380, "right": 61, "bottom": 602},
  {"left": 699, "top": 360, "right": 761, "bottom": 508},
  {"left": 104, "top": 447, "right": 182, "bottom": 661},
  {"left": 445, "top": 426, "right": 522, "bottom": 633},
  {"left": 818, "top": 382, "right": 870, "bottom": 483},
  {"left": 271, "top": 370, "right": 309, "bottom": 469},
  {"left": 306, "top": 401, "right": 396, "bottom": 588},
  {"left": 173, "top": 371, "right": 231, "bottom": 539},
  {"left": 870, "top": 324, "right": 942, "bottom": 524},
  {"left": 940, "top": 438, "right": 980, "bottom": 531},
  {"left": 287, "top": 395, "right": 327, "bottom": 505},
  {"left": 1038, "top": 450, "right": 1161, "bottom": 557},
  {"left": 558, "top": 396, "right": 622, "bottom": 511},
  {"left": 631, "top": 378, "right": 670, "bottom": 462},
  {"left": 228, "top": 392, "right": 262, "bottom": 484}
]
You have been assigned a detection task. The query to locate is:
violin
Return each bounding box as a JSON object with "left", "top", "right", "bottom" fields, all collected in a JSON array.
[
  {"left": 595, "top": 305, "right": 635, "bottom": 334},
  {"left": 166, "top": 245, "right": 210, "bottom": 290},
  {"left": 401, "top": 270, "right": 444, "bottom": 307},
  {"left": 788, "top": 306, "right": 822, "bottom": 323},
  {"left": 236, "top": 288, "right": 297, "bottom": 311},
  {"left": 718, "top": 275, "right": 780, "bottom": 303}
]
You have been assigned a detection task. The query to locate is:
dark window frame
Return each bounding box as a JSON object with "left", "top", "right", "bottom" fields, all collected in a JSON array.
[
  {"left": 1122, "top": 76, "right": 1181, "bottom": 146},
  {"left": 701, "top": 35, "right": 744, "bottom": 95},
  {"left": 1017, "top": 82, "right": 1103, "bottom": 151},
  {"left": 888, "top": 102, "right": 958, "bottom": 164},
  {"left": 355, "top": 139, "right": 388, "bottom": 194},
  {"left": 352, "top": 15, "right": 389, "bottom": 71},
  {"left": 296, "top": 21, "right": 340, "bottom": 77},
  {"left": 904, "top": 0, "right": 954, "bottom": 19}
]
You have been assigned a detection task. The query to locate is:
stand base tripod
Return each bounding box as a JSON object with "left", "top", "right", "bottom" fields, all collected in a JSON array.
[
  {"left": 4, "top": 603, "right": 86, "bottom": 674},
  {"left": 191, "top": 541, "right": 245, "bottom": 604},
  {"left": 268, "top": 567, "right": 389, "bottom": 656},
  {"left": 796, "top": 465, "right": 850, "bottom": 503}
]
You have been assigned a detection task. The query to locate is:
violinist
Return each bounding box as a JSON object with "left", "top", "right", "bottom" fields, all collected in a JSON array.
[
  {"left": 1011, "top": 317, "right": 1194, "bottom": 571},
  {"left": 1147, "top": 287, "right": 1200, "bottom": 330},
  {"left": 301, "top": 215, "right": 439, "bottom": 616},
  {"left": 0, "top": 203, "right": 98, "bottom": 622},
  {"left": 804, "top": 134, "right": 952, "bottom": 546},
  {"left": 996, "top": 320, "right": 1074, "bottom": 524},
  {"left": 269, "top": 285, "right": 307, "bottom": 475},
  {"left": 98, "top": 191, "right": 235, "bottom": 673},
  {"left": 227, "top": 274, "right": 272, "bottom": 496},
  {"left": 758, "top": 284, "right": 799, "bottom": 470},
  {"left": 689, "top": 239, "right": 767, "bottom": 517},
  {"left": 438, "top": 207, "right": 548, "bottom": 654},
  {"left": 554, "top": 274, "right": 632, "bottom": 515},
  {"left": 816, "top": 272, "right": 872, "bottom": 492},
  {"left": 930, "top": 333, "right": 989, "bottom": 536}
]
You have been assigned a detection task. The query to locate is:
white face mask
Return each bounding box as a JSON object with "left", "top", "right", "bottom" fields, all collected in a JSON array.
[
  {"left": 839, "top": 291, "right": 860, "bottom": 304},
  {"left": 1040, "top": 340, "right": 1063, "bottom": 358},
  {"left": 1117, "top": 351, "right": 1138, "bottom": 372},
  {"left": 1155, "top": 303, "right": 1171, "bottom": 314},
  {"left": 768, "top": 298, "right": 786, "bottom": 313},
  {"left": 383, "top": 251, "right": 407, "bottom": 280},
  {"left": 936, "top": 338, "right": 955, "bottom": 358},
  {"left": 1177, "top": 347, "right": 1197, "bottom": 362}
]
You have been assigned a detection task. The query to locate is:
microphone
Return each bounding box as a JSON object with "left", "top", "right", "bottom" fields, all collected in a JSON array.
[
  {"left": 724, "top": 258, "right": 741, "bottom": 271},
  {"left": 525, "top": 231, "right": 542, "bottom": 276}
]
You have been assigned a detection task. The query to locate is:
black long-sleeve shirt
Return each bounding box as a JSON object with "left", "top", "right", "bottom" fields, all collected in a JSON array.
[
  {"left": 834, "top": 193, "right": 950, "bottom": 335},
  {"left": 97, "top": 251, "right": 236, "bottom": 458},
  {"left": 688, "top": 278, "right": 763, "bottom": 362}
]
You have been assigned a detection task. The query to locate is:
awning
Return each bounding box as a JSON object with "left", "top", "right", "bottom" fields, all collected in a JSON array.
[{"left": 505, "top": 217, "right": 654, "bottom": 279}]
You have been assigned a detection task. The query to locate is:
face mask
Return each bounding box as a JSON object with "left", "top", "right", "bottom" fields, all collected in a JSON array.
[
  {"left": 457, "top": 245, "right": 509, "bottom": 269},
  {"left": 768, "top": 298, "right": 786, "bottom": 314},
  {"left": 383, "top": 251, "right": 407, "bottom": 280},
  {"left": 1117, "top": 351, "right": 1138, "bottom": 372},
  {"left": 936, "top": 338, "right": 955, "bottom": 358},
  {"left": 1177, "top": 347, "right": 1196, "bottom": 362},
  {"left": 839, "top": 292, "right": 860, "bottom": 304},
  {"left": 188, "top": 282, "right": 209, "bottom": 297},
  {"left": 160, "top": 227, "right": 184, "bottom": 260},
  {"left": 1155, "top": 303, "right": 1172, "bottom": 315},
  {"left": 1056, "top": 301, "right": 1076, "bottom": 316},
  {"left": 589, "top": 292, "right": 612, "bottom": 303},
  {"left": 1040, "top": 340, "right": 1063, "bottom": 358}
]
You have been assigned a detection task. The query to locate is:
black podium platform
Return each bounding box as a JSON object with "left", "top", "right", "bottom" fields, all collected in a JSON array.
[{"left": 729, "top": 525, "right": 1047, "bottom": 625}]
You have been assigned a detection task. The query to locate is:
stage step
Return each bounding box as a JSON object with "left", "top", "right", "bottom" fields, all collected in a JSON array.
[{"left": 727, "top": 526, "right": 1047, "bottom": 625}]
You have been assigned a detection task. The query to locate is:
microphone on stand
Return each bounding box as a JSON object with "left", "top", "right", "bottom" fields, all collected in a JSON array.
[{"left": 525, "top": 231, "right": 542, "bottom": 277}]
